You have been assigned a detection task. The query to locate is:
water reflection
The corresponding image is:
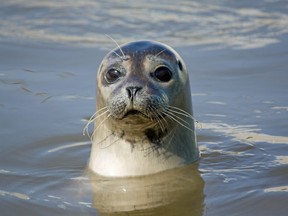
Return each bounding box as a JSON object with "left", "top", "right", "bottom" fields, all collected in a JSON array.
[{"left": 88, "top": 164, "right": 204, "bottom": 216}]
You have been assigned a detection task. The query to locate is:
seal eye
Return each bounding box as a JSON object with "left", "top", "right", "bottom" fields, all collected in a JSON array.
[
  {"left": 153, "top": 67, "right": 172, "bottom": 82},
  {"left": 105, "top": 69, "right": 122, "bottom": 83}
]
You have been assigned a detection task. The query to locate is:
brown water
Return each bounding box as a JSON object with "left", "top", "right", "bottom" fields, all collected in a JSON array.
[{"left": 1, "top": 1, "right": 288, "bottom": 215}]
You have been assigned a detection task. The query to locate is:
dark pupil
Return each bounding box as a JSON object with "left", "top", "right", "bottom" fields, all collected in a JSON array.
[
  {"left": 154, "top": 67, "right": 172, "bottom": 82},
  {"left": 105, "top": 69, "right": 121, "bottom": 83}
]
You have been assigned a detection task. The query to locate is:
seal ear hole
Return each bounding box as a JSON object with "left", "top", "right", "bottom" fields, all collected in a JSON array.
[{"left": 177, "top": 60, "right": 183, "bottom": 71}]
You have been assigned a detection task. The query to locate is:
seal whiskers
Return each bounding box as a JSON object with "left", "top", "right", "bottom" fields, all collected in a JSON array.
[
  {"left": 167, "top": 105, "right": 198, "bottom": 123},
  {"left": 163, "top": 110, "right": 195, "bottom": 133},
  {"left": 166, "top": 110, "right": 192, "bottom": 127},
  {"left": 83, "top": 107, "right": 110, "bottom": 138},
  {"left": 148, "top": 48, "right": 167, "bottom": 61},
  {"left": 91, "top": 113, "right": 111, "bottom": 141},
  {"left": 105, "top": 34, "right": 128, "bottom": 61},
  {"left": 147, "top": 104, "right": 167, "bottom": 134}
]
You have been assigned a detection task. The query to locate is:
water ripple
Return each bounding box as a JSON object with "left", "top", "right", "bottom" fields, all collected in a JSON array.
[{"left": 0, "top": 0, "right": 288, "bottom": 49}]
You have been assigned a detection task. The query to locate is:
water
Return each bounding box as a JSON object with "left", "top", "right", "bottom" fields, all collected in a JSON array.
[{"left": 0, "top": 0, "right": 288, "bottom": 215}]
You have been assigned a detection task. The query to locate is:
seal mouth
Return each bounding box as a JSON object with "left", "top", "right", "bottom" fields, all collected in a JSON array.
[
  {"left": 123, "top": 109, "right": 166, "bottom": 120},
  {"left": 124, "top": 109, "right": 143, "bottom": 117}
]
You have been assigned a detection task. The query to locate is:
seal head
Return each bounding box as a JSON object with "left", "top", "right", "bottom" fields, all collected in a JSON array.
[{"left": 89, "top": 41, "right": 199, "bottom": 177}]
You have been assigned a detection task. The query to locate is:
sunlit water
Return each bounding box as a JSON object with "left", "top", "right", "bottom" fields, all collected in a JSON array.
[{"left": 1, "top": 0, "right": 288, "bottom": 215}]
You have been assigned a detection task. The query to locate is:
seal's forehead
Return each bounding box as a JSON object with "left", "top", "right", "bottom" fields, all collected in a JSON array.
[
  {"left": 109, "top": 40, "right": 178, "bottom": 60},
  {"left": 122, "top": 41, "right": 167, "bottom": 52}
]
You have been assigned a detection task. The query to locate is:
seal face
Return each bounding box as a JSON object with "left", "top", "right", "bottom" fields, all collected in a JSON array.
[{"left": 89, "top": 40, "right": 199, "bottom": 177}]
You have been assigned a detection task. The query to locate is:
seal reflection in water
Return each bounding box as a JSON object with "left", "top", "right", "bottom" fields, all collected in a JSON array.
[
  {"left": 88, "top": 40, "right": 199, "bottom": 177},
  {"left": 89, "top": 164, "right": 204, "bottom": 216}
]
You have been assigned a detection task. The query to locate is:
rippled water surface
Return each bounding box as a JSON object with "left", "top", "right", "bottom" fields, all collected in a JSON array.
[{"left": 1, "top": 0, "right": 288, "bottom": 215}]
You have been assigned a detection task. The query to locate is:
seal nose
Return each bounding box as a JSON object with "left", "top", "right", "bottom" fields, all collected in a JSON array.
[{"left": 126, "top": 86, "right": 142, "bottom": 99}]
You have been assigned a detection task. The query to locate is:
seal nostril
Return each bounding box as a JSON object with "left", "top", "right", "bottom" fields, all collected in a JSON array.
[
  {"left": 126, "top": 86, "right": 142, "bottom": 99},
  {"left": 126, "top": 88, "right": 132, "bottom": 99}
]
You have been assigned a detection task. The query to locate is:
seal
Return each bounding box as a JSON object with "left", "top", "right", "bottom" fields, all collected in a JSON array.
[{"left": 87, "top": 40, "right": 199, "bottom": 177}]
